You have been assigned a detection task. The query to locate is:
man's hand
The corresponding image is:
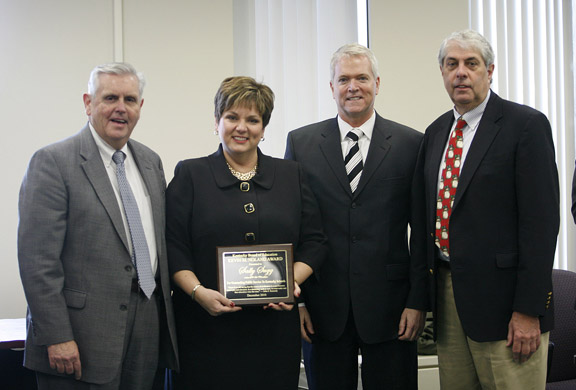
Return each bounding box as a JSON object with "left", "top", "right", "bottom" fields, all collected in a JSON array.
[
  {"left": 264, "top": 282, "right": 301, "bottom": 312},
  {"left": 507, "top": 311, "right": 541, "bottom": 363},
  {"left": 47, "top": 340, "right": 82, "bottom": 380},
  {"left": 299, "top": 306, "right": 315, "bottom": 343},
  {"left": 398, "top": 308, "right": 426, "bottom": 341}
]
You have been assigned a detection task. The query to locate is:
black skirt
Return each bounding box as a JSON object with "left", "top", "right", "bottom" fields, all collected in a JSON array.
[{"left": 172, "top": 289, "right": 301, "bottom": 390}]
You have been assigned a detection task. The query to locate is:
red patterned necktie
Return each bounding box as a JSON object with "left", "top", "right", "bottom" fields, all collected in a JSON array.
[{"left": 435, "top": 118, "right": 466, "bottom": 256}]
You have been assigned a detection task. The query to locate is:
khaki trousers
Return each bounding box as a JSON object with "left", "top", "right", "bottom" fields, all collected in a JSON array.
[{"left": 436, "top": 266, "right": 548, "bottom": 390}]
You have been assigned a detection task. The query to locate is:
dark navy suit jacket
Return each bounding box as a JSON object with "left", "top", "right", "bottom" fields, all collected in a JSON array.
[
  {"left": 422, "top": 92, "right": 559, "bottom": 342},
  {"left": 285, "top": 113, "right": 428, "bottom": 343}
]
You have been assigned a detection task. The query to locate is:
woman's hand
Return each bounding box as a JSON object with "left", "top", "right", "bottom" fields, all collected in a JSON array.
[
  {"left": 194, "top": 286, "right": 242, "bottom": 316},
  {"left": 173, "top": 270, "right": 241, "bottom": 316}
]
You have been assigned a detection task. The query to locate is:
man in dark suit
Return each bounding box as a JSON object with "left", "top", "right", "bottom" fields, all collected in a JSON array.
[
  {"left": 18, "top": 63, "right": 178, "bottom": 389},
  {"left": 421, "top": 30, "right": 559, "bottom": 389},
  {"left": 285, "top": 43, "right": 427, "bottom": 390}
]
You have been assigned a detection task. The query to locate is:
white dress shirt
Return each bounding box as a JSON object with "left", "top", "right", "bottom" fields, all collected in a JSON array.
[
  {"left": 89, "top": 123, "right": 158, "bottom": 274},
  {"left": 338, "top": 110, "right": 376, "bottom": 162}
]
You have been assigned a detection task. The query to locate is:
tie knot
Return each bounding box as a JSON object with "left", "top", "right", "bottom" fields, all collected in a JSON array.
[
  {"left": 455, "top": 118, "right": 467, "bottom": 130},
  {"left": 347, "top": 129, "right": 362, "bottom": 142},
  {"left": 113, "top": 150, "right": 126, "bottom": 165}
]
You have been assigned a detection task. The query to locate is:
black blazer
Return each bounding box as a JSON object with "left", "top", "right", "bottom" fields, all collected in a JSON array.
[
  {"left": 166, "top": 146, "right": 327, "bottom": 289},
  {"left": 422, "top": 92, "right": 559, "bottom": 342},
  {"left": 285, "top": 113, "right": 428, "bottom": 343}
]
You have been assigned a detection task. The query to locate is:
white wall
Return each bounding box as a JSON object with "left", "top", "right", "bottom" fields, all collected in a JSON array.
[
  {"left": 370, "top": 0, "right": 469, "bottom": 132},
  {"left": 122, "top": 0, "right": 234, "bottom": 168},
  {"left": 1, "top": 0, "right": 113, "bottom": 319},
  {"left": 0, "top": 0, "right": 233, "bottom": 318}
]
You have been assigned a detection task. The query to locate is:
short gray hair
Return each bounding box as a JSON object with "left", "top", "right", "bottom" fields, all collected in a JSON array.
[
  {"left": 330, "top": 43, "right": 379, "bottom": 81},
  {"left": 87, "top": 62, "right": 146, "bottom": 98},
  {"left": 438, "top": 29, "right": 495, "bottom": 68}
]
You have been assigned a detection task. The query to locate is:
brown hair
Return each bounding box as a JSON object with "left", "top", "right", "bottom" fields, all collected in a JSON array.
[{"left": 214, "top": 76, "right": 275, "bottom": 127}]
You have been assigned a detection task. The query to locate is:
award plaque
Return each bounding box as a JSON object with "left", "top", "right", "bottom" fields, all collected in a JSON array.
[{"left": 217, "top": 243, "right": 294, "bottom": 305}]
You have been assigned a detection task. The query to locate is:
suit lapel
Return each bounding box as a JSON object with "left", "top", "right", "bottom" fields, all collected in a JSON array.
[
  {"left": 318, "top": 119, "right": 353, "bottom": 196},
  {"left": 318, "top": 115, "right": 394, "bottom": 199},
  {"left": 426, "top": 114, "right": 453, "bottom": 213},
  {"left": 356, "top": 115, "right": 391, "bottom": 196},
  {"left": 452, "top": 93, "right": 503, "bottom": 211},
  {"left": 79, "top": 126, "right": 131, "bottom": 253}
]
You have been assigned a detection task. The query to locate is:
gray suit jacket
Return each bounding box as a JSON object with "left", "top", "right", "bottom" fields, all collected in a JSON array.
[{"left": 18, "top": 125, "right": 178, "bottom": 383}]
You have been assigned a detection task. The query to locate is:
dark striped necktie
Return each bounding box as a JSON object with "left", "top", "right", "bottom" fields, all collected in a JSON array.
[{"left": 345, "top": 129, "right": 363, "bottom": 193}]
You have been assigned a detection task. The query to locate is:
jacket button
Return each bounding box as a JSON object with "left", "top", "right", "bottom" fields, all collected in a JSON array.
[
  {"left": 244, "top": 203, "right": 255, "bottom": 213},
  {"left": 119, "top": 304, "right": 128, "bottom": 311},
  {"left": 240, "top": 182, "right": 250, "bottom": 192},
  {"left": 245, "top": 233, "right": 256, "bottom": 242},
  {"left": 125, "top": 265, "right": 133, "bottom": 272},
  {"left": 429, "top": 269, "right": 434, "bottom": 275}
]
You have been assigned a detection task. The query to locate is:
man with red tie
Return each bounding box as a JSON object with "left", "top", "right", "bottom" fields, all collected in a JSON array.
[{"left": 421, "top": 30, "right": 559, "bottom": 389}]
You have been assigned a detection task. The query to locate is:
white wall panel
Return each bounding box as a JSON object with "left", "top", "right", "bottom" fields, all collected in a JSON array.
[
  {"left": 369, "top": 0, "right": 468, "bottom": 133},
  {"left": 0, "top": 0, "right": 115, "bottom": 318},
  {"left": 123, "top": 0, "right": 234, "bottom": 178},
  {"left": 0, "top": 0, "right": 233, "bottom": 318}
]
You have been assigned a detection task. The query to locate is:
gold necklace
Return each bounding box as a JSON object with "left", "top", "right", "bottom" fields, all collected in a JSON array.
[{"left": 226, "top": 161, "right": 258, "bottom": 181}]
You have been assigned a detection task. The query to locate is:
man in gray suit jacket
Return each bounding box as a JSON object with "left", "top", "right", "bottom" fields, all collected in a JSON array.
[
  {"left": 18, "top": 63, "right": 178, "bottom": 389},
  {"left": 285, "top": 44, "right": 427, "bottom": 390}
]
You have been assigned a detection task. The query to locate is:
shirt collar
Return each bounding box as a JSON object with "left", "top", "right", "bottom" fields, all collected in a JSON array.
[
  {"left": 337, "top": 110, "right": 376, "bottom": 141},
  {"left": 88, "top": 122, "right": 130, "bottom": 167},
  {"left": 452, "top": 90, "right": 491, "bottom": 130}
]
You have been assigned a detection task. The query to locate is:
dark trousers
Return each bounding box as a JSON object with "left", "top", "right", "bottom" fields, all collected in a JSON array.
[
  {"left": 36, "top": 288, "right": 160, "bottom": 390},
  {"left": 311, "top": 312, "right": 417, "bottom": 390},
  {"left": 302, "top": 340, "right": 316, "bottom": 390}
]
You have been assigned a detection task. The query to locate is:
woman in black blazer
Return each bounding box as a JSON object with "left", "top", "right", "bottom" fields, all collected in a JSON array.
[{"left": 166, "top": 76, "right": 326, "bottom": 389}]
